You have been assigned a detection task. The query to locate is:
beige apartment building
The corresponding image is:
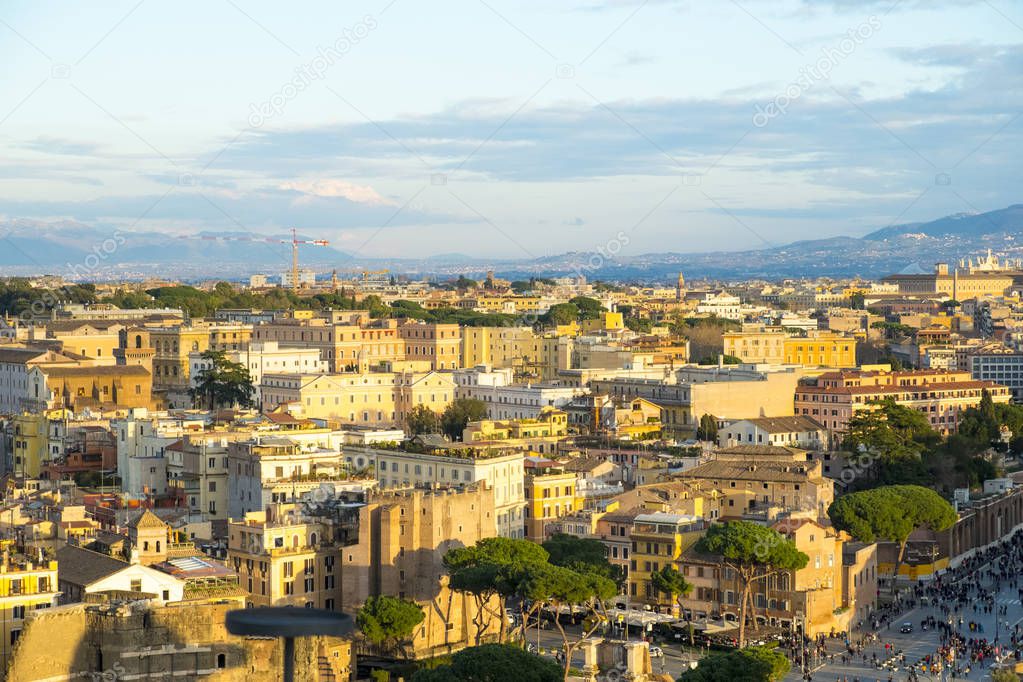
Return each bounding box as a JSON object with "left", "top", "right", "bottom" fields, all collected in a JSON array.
[
  {"left": 882, "top": 256, "right": 1021, "bottom": 298},
  {"left": 399, "top": 321, "right": 462, "bottom": 370},
  {"left": 149, "top": 323, "right": 252, "bottom": 406},
  {"left": 252, "top": 315, "right": 406, "bottom": 372},
  {"left": 460, "top": 327, "right": 558, "bottom": 379},
  {"left": 723, "top": 327, "right": 856, "bottom": 368},
  {"left": 722, "top": 327, "right": 787, "bottom": 364},
  {"left": 677, "top": 518, "right": 876, "bottom": 636},
  {"left": 227, "top": 504, "right": 339, "bottom": 609},
  {"left": 0, "top": 347, "right": 89, "bottom": 415},
  {"left": 260, "top": 370, "right": 456, "bottom": 427},
  {"left": 343, "top": 446, "right": 526, "bottom": 538},
  {"left": 462, "top": 406, "right": 568, "bottom": 455},
  {"left": 25, "top": 364, "right": 154, "bottom": 412},
  {"left": 226, "top": 437, "right": 348, "bottom": 519},
  {"left": 674, "top": 445, "right": 834, "bottom": 519},
  {"left": 166, "top": 431, "right": 242, "bottom": 521},
  {"left": 795, "top": 368, "right": 1011, "bottom": 437},
  {"left": 591, "top": 367, "right": 807, "bottom": 433},
  {"left": 27, "top": 321, "right": 123, "bottom": 364}
]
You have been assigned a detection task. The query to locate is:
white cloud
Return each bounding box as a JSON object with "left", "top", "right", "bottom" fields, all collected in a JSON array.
[{"left": 279, "top": 179, "right": 394, "bottom": 206}]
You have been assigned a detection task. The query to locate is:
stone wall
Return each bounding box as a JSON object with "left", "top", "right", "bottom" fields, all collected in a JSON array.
[{"left": 6, "top": 599, "right": 352, "bottom": 681}]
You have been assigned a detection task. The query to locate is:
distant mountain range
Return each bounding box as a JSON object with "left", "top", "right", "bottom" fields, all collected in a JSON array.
[
  {"left": 864, "top": 204, "right": 1023, "bottom": 241},
  {"left": 2, "top": 204, "right": 1022, "bottom": 283}
]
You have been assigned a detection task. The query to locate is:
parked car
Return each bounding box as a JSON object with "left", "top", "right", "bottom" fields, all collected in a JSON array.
[
  {"left": 900, "top": 623, "right": 914, "bottom": 634},
  {"left": 649, "top": 646, "right": 664, "bottom": 658}
]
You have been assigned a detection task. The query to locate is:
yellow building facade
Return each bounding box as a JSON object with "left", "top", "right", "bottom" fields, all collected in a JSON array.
[
  {"left": 260, "top": 370, "right": 456, "bottom": 428},
  {"left": 723, "top": 328, "right": 856, "bottom": 368},
  {"left": 227, "top": 505, "right": 338, "bottom": 610},
  {"left": 627, "top": 512, "right": 704, "bottom": 605},
  {"left": 722, "top": 327, "right": 786, "bottom": 364},
  {"left": 524, "top": 469, "right": 581, "bottom": 541},
  {"left": 782, "top": 332, "right": 856, "bottom": 368},
  {"left": 462, "top": 407, "right": 568, "bottom": 455},
  {"left": 0, "top": 548, "right": 59, "bottom": 672},
  {"left": 8, "top": 412, "right": 49, "bottom": 478},
  {"left": 460, "top": 326, "right": 547, "bottom": 376}
]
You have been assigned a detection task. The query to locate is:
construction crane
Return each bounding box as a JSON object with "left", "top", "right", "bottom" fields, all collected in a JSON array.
[
  {"left": 174, "top": 230, "right": 329, "bottom": 290},
  {"left": 288, "top": 228, "right": 330, "bottom": 291},
  {"left": 361, "top": 269, "right": 390, "bottom": 282}
]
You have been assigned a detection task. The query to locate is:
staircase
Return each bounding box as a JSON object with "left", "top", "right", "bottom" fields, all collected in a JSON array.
[{"left": 317, "top": 655, "right": 337, "bottom": 681}]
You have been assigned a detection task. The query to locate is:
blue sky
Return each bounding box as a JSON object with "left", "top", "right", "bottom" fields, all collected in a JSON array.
[{"left": 1, "top": 0, "right": 1020, "bottom": 259}]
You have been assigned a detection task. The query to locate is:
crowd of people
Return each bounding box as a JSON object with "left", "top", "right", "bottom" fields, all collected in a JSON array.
[{"left": 793, "top": 531, "right": 1023, "bottom": 681}]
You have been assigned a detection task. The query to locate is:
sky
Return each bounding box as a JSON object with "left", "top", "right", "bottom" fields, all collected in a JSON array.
[{"left": 0, "top": 0, "right": 1021, "bottom": 260}]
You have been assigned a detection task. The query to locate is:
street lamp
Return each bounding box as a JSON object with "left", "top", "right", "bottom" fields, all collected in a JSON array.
[{"left": 795, "top": 610, "right": 806, "bottom": 678}]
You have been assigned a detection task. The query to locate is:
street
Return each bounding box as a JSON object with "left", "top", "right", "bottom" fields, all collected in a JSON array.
[
  {"left": 518, "top": 537, "right": 1023, "bottom": 681},
  {"left": 523, "top": 618, "right": 706, "bottom": 679},
  {"left": 782, "top": 542, "right": 1023, "bottom": 682}
]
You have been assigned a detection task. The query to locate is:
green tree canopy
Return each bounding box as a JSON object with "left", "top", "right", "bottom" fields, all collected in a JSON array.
[
  {"left": 958, "top": 390, "right": 1023, "bottom": 446},
  {"left": 406, "top": 404, "right": 441, "bottom": 436},
  {"left": 517, "top": 561, "right": 617, "bottom": 680},
  {"left": 696, "top": 414, "right": 718, "bottom": 442},
  {"left": 444, "top": 537, "right": 550, "bottom": 643},
  {"left": 542, "top": 533, "right": 621, "bottom": 584},
  {"left": 539, "top": 303, "right": 579, "bottom": 327},
  {"left": 678, "top": 646, "right": 791, "bottom": 682},
  {"left": 440, "top": 398, "right": 489, "bottom": 441},
  {"left": 411, "top": 643, "right": 561, "bottom": 682},
  {"left": 650, "top": 565, "right": 693, "bottom": 617},
  {"left": 356, "top": 595, "right": 425, "bottom": 656},
  {"left": 991, "top": 668, "right": 1020, "bottom": 682},
  {"left": 567, "top": 296, "right": 606, "bottom": 320},
  {"left": 841, "top": 398, "right": 937, "bottom": 483},
  {"left": 828, "top": 485, "right": 956, "bottom": 589},
  {"left": 189, "top": 349, "right": 254, "bottom": 411},
  {"left": 697, "top": 354, "right": 741, "bottom": 365},
  {"left": 696, "top": 521, "right": 808, "bottom": 647}
]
